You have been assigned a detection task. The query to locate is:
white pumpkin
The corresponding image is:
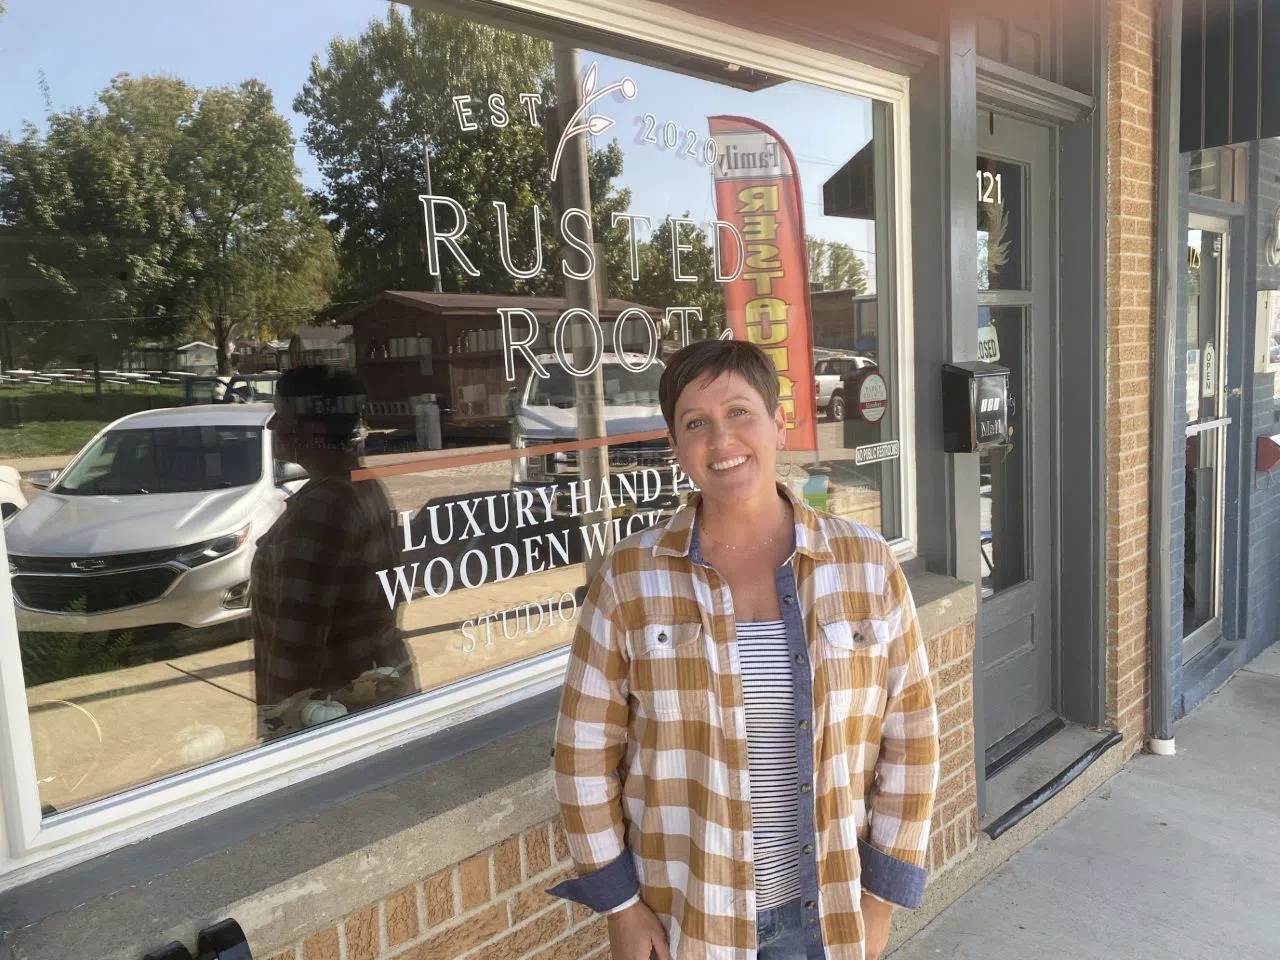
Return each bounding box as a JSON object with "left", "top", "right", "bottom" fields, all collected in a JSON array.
[
  {"left": 175, "top": 724, "right": 227, "bottom": 765},
  {"left": 301, "top": 697, "right": 348, "bottom": 727}
]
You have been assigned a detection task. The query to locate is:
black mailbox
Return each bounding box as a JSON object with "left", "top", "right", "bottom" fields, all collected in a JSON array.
[{"left": 941, "top": 361, "right": 1010, "bottom": 453}]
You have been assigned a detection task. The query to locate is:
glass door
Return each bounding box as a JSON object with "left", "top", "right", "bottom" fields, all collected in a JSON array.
[
  {"left": 1182, "top": 215, "right": 1230, "bottom": 663},
  {"left": 976, "top": 113, "right": 1055, "bottom": 764}
]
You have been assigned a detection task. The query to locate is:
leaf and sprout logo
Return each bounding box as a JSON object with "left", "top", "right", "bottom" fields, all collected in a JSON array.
[
  {"left": 550, "top": 62, "right": 636, "bottom": 182},
  {"left": 1266, "top": 202, "right": 1280, "bottom": 268}
]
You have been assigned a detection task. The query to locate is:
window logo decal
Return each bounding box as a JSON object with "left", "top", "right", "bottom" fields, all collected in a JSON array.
[{"left": 550, "top": 61, "right": 637, "bottom": 182}]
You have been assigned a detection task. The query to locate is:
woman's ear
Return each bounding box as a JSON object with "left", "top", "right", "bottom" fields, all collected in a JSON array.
[{"left": 774, "top": 404, "right": 787, "bottom": 447}]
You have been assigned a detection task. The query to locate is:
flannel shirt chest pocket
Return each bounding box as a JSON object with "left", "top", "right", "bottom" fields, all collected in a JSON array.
[
  {"left": 819, "top": 614, "right": 892, "bottom": 718},
  {"left": 630, "top": 621, "right": 713, "bottom": 720}
]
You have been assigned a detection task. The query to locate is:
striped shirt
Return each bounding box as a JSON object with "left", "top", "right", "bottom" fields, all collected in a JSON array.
[
  {"left": 736, "top": 620, "right": 801, "bottom": 911},
  {"left": 550, "top": 485, "right": 940, "bottom": 960}
]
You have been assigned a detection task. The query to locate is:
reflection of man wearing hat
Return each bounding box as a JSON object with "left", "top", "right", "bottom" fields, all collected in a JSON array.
[{"left": 252, "top": 365, "right": 417, "bottom": 737}]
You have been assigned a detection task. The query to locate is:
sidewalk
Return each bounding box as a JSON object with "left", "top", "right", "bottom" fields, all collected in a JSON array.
[{"left": 892, "top": 642, "right": 1280, "bottom": 960}]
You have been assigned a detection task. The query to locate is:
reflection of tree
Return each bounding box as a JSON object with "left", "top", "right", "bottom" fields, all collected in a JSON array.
[
  {"left": 978, "top": 200, "right": 1010, "bottom": 288},
  {"left": 635, "top": 217, "right": 725, "bottom": 339},
  {"left": 294, "top": 8, "right": 632, "bottom": 302},
  {"left": 183, "top": 82, "right": 336, "bottom": 371},
  {"left": 0, "top": 75, "right": 334, "bottom": 370},
  {"left": 806, "top": 237, "right": 868, "bottom": 294}
]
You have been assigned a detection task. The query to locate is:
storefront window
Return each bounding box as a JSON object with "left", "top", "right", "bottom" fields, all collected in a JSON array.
[
  {"left": 0, "top": 0, "right": 908, "bottom": 820},
  {"left": 1188, "top": 145, "right": 1245, "bottom": 203}
]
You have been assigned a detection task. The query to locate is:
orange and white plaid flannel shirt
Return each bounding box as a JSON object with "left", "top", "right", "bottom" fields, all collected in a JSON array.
[{"left": 550, "top": 486, "right": 939, "bottom": 959}]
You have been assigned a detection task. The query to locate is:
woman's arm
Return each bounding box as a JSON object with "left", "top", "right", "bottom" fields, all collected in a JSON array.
[
  {"left": 860, "top": 556, "right": 941, "bottom": 909},
  {"left": 548, "top": 567, "right": 639, "bottom": 913}
]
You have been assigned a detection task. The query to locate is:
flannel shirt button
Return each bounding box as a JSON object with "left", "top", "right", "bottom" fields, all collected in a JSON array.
[
  {"left": 657, "top": 631, "right": 668, "bottom": 643},
  {"left": 795, "top": 654, "right": 806, "bottom": 665},
  {"left": 805, "top": 900, "right": 816, "bottom": 911},
  {"left": 783, "top": 594, "right": 795, "bottom": 604},
  {"left": 803, "top": 843, "right": 813, "bottom": 855},
  {"left": 799, "top": 720, "right": 809, "bottom": 730},
  {"left": 800, "top": 783, "right": 811, "bottom": 794}
]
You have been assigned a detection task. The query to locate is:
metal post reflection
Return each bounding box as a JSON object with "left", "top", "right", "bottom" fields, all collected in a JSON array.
[{"left": 553, "top": 45, "right": 612, "bottom": 581}]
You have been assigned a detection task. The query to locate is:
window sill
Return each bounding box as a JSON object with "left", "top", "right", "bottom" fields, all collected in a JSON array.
[{"left": 0, "top": 570, "right": 975, "bottom": 960}]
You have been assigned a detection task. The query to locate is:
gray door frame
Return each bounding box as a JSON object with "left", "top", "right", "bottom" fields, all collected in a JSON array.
[{"left": 911, "top": 9, "right": 1107, "bottom": 817}]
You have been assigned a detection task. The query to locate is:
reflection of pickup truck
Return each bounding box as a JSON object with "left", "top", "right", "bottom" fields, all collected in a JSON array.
[
  {"left": 510, "top": 353, "right": 682, "bottom": 517},
  {"left": 814, "top": 355, "right": 877, "bottom": 420},
  {"left": 183, "top": 374, "right": 280, "bottom": 406}
]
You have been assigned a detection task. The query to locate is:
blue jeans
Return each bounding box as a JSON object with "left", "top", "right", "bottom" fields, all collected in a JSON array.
[{"left": 756, "top": 899, "right": 806, "bottom": 959}]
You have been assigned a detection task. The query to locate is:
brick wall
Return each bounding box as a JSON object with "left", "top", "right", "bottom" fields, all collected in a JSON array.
[
  {"left": 256, "top": 622, "right": 978, "bottom": 960},
  {"left": 263, "top": 821, "right": 607, "bottom": 960},
  {"left": 1245, "top": 140, "right": 1280, "bottom": 664},
  {"left": 1104, "top": 0, "right": 1158, "bottom": 751},
  {"left": 926, "top": 622, "right": 979, "bottom": 871}
]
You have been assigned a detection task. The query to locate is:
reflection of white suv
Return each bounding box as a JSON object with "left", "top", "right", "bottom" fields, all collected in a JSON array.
[
  {"left": 510, "top": 353, "right": 681, "bottom": 515},
  {"left": 814, "top": 355, "right": 877, "bottom": 420},
  {"left": 6, "top": 405, "right": 306, "bottom": 638}
]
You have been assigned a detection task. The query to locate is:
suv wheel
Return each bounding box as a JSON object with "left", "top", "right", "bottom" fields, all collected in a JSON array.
[{"left": 828, "top": 391, "right": 845, "bottom": 421}]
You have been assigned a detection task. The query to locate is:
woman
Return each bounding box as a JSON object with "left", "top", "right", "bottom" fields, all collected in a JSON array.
[
  {"left": 550, "top": 340, "right": 939, "bottom": 960},
  {"left": 252, "top": 365, "right": 416, "bottom": 736}
]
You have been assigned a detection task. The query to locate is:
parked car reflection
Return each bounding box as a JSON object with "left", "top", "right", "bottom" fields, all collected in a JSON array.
[{"left": 7, "top": 405, "right": 306, "bottom": 665}]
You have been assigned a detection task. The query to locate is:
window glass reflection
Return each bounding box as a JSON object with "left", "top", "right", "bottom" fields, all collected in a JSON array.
[{"left": 2, "top": 0, "right": 903, "bottom": 813}]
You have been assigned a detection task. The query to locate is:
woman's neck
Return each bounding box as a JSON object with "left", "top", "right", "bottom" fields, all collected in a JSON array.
[{"left": 698, "top": 486, "right": 790, "bottom": 548}]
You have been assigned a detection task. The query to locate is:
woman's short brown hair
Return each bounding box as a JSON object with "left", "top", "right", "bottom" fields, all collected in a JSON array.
[{"left": 659, "top": 338, "right": 779, "bottom": 430}]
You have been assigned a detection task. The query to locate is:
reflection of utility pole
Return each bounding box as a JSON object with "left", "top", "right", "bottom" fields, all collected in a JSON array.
[
  {"left": 554, "top": 44, "right": 611, "bottom": 581},
  {"left": 424, "top": 137, "right": 443, "bottom": 294}
]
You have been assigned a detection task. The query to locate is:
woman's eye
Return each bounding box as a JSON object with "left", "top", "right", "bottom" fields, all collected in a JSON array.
[
  {"left": 730, "top": 407, "right": 749, "bottom": 417},
  {"left": 684, "top": 418, "right": 704, "bottom": 431}
]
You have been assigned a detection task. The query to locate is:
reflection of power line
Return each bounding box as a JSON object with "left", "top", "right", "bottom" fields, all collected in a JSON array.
[{"left": 794, "top": 154, "right": 844, "bottom": 167}]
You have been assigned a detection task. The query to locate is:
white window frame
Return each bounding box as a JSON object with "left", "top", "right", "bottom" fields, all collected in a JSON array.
[{"left": 0, "top": 0, "right": 916, "bottom": 889}]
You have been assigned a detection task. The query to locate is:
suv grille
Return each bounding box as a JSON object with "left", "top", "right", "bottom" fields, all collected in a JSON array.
[
  {"left": 9, "top": 548, "right": 179, "bottom": 574},
  {"left": 550, "top": 439, "right": 675, "bottom": 473},
  {"left": 14, "top": 568, "right": 180, "bottom": 614}
]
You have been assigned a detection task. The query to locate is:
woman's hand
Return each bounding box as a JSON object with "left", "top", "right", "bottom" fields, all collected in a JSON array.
[
  {"left": 606, "top": 900, "right": 671, "bottom": 960},
  {"left": 861, "top": 891, "right": 894, "bottom": 960}
]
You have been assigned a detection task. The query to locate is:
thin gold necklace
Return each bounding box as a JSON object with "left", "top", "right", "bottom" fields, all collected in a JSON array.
[
  {"left": 702, "top": 528, "right": 777, "bottom": 552},
  {"left": 701, "top": 512, "right": 790, "bottom": 553}
]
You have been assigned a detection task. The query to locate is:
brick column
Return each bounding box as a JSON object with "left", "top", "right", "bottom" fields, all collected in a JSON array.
[{"left": 1105, "top": 0, "right": 1159, "bottom": 751}]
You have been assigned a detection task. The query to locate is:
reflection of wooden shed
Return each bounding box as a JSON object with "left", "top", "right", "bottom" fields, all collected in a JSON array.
[
  {"left": 339, "top": 291, "right": 656, "bottom": 438},
  {"left": 287, "top": 326, "right": 353, "bottom": 370},
  {"left": 233, "top": 339, "right": 288, "bottom": 374},
  {"left": 812, "top": 290, "right": 878, "bottom": 353}
]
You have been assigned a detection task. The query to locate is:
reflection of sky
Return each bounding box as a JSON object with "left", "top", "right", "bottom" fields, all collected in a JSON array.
[
  {"left": 583, "top": 54, "right": 876, "bottom": 261},
  {"left": 0, "top": 0, "right": 876, "bottom": 266}
]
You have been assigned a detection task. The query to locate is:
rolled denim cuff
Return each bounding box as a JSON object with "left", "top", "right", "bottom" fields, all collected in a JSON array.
[
  {"left": 546, "top": 850, "right": 639, "bottom": 914},
  {"left": 858, "top": 837, "right": 928, "bottom": 909}
]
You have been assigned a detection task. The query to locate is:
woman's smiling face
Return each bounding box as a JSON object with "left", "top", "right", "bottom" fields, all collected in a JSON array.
[{"left": 670, "top": 371, "right": 787, "bottom": 506}]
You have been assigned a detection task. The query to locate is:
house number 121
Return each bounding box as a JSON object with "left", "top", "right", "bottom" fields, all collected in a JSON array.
[{"left": 977, "top": 169, "right": 1003, "bottom": 205}]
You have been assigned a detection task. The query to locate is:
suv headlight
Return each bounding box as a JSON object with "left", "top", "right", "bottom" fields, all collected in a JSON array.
[{"left": 174, "top": 524, "right": 252, "bottom": 569}]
